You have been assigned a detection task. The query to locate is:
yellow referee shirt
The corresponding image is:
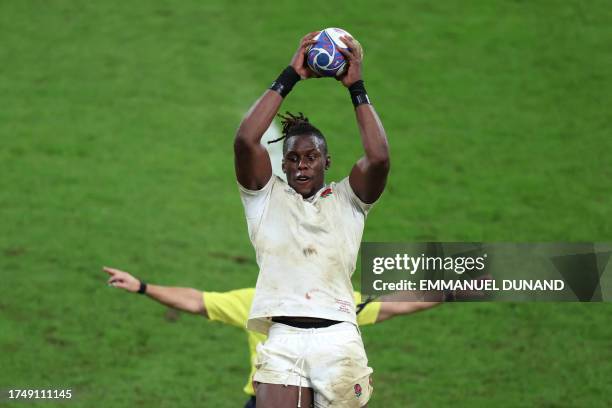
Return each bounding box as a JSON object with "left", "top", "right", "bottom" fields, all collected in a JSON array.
[{"left": 203, "top": 288, "right": 381, "bottom": 396}]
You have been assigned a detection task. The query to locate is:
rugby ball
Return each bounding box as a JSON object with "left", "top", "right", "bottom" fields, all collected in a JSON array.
[{"left": 307, "top": 28, "right": 356, "bottom": 77}]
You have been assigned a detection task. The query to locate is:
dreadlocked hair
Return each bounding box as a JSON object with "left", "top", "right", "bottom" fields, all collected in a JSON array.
[{"left": 268, "top": 111, "right": 327, "bottom": 154}]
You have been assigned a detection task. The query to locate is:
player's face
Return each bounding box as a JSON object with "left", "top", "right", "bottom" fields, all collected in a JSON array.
[{"left": 282, "top": 134, "right": 330, "bottom": 199}]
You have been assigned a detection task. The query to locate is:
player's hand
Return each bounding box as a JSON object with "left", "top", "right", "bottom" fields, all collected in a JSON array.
[
  {"left": 336, "top": 35, "right": 363, "bottom": 87},
  {"left": 103, "top": 266, "right": 140, "bottom": 293},
  {"left": 290, "top": 31, "right": 320, "bottom": 80}
]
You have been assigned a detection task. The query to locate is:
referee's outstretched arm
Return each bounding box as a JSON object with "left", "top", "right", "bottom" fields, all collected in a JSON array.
[{"left": 103, "top": 266, "right": 207, "bottom": 316}]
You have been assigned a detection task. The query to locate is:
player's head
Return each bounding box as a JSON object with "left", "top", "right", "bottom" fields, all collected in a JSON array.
[{"left": 270, "top": 112, "right": 331, "bottom": 199}]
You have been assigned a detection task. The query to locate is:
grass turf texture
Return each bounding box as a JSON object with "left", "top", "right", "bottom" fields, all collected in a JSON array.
[{"left": 1, "top": 1, "right": 611, "bottom": 407}]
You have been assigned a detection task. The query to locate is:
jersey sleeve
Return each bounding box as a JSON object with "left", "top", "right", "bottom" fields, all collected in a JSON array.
[
  {"left": 334, "top": 177, "right": 374, "bottom": 216},
  {"left": 203, "top": 288, "right": 255, "bottom": 329},
  {"left": 238, "top": 176, "right": 276, "bottom": 239},
  {"left": 353, "top": 292, "right": 381, "bottom": 326}
]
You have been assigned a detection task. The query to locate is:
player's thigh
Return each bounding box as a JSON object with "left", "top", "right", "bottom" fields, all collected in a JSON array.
[
  {"left": 310, "top": 324, "right": 373, "bottom": 407},
  {"left": 255, "top": 383, "right": 313, "bottom": 408}
]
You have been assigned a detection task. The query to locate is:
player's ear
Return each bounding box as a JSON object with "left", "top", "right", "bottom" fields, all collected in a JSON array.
[
  {"left": 282, "top": 158, "right": 288, "bottom": 174},
  {"left": 325, "top": 155, "right": 331, "bottom": 170}
]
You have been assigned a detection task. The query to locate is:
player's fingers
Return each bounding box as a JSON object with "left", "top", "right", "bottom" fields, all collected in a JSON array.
[
  {"left": 352, "top": 39, "right": 363, "bottom": 59},
  {"left": 337, "top": 46, "right": 354, "bottom": 61},
  {"left": 341, "top": 36, "right": 360, "bottom": 53},
  {"left": 300, "top": 38, "right": 317, "bottom": 49},
  {"left": 300, "top": 32, "right": 318, "bottom": 44},
  {"left": 341, "top": 35, "right": 355, "bottom": 46},
  {"left": 305, "top": 31, "right": 320, "bottom": 40},
  {"left": 340, "top": 36, "right": 358, "bottom": 56}
]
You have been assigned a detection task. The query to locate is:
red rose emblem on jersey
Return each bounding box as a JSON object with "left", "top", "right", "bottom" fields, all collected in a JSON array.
[
  {"left": 354, "top": 383, "right": 362, "bottom": 398},
  {"left": 320, "top": 187, "right": 333, "bottom": 198}
]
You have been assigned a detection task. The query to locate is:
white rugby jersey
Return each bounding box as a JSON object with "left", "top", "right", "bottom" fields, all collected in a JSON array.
[{"left": 239, "top": 175, "right": 373, "bottom": 334}]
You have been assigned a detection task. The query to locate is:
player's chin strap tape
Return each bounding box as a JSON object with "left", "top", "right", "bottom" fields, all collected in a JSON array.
[
  {"left": 269, "top": 66, "right": 301, "bottom": 98},
  {"left": 348, "top": 80, "right": 371, "bottom": 108}
]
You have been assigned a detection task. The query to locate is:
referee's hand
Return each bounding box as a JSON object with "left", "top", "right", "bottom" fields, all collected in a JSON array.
[{"left": 103, "top": 266, "right": 140, "bottom": 293}]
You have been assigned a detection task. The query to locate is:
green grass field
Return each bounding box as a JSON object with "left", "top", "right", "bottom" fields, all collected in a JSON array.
[{"left": 1, "top": 1, "right": 611, "bottom": 407}]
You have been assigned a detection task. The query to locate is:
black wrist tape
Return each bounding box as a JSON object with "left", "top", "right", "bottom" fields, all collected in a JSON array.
[
  {"left": 348, "top": 80, "right": 371, "bottom": 108},
  {"left": 138, "top": 280, "right": 147, "bottom": 294},
  {"left": 269, "top": 66, "right": 301, "bottom": 98}
]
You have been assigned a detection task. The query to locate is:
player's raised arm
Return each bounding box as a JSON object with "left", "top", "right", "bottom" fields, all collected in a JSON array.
[
  {"left": 103, "top": 266, "right": 207, "bottom": 316},
  {"left": 234, "top": 32, "right": 319, "bottom": 190},
  {"left": 337, "top": 35, "right": 390, "bottom": 204}
]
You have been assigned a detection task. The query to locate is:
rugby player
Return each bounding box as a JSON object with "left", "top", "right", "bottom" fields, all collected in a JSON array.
[
  {"left": 103, "top": 267, "right": 442, "bottom": 407},
  {"left": 234, "top": 31, "right": 390, "bottom": 407}
]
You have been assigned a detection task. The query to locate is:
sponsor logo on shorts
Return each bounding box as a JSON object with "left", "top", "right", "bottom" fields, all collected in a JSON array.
[{"left": 354, "top": 383, "right": 362, "bottom": 398}]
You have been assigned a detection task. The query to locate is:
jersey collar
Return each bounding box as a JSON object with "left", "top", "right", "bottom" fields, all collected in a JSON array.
[{"left": 285, "top": 182, "right": 330, "bottom": 204}]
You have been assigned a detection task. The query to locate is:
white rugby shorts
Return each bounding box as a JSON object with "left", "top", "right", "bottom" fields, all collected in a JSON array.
[{"left": 254, "top": 322, "right": 373, "bottom": 407}]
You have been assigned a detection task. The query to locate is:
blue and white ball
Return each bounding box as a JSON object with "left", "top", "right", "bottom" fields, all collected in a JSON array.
[{"left": 307, "top": 28, "right": 355, "bottom": 77}]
